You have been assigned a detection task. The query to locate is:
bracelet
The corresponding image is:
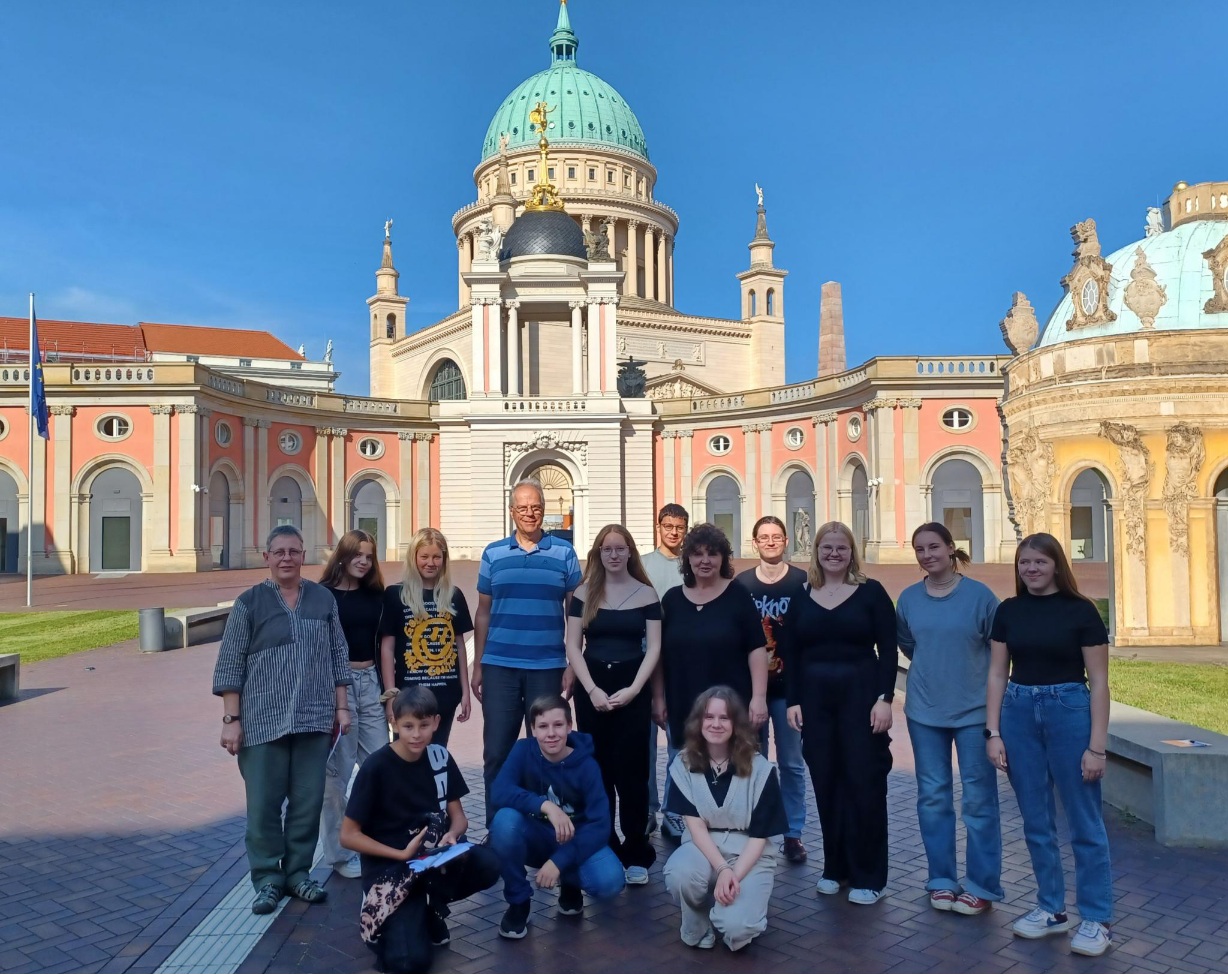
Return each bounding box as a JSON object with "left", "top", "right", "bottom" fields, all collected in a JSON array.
[
  {"left": 586, "top": 686, "right": 597, "bottom": 695},
  {"left": 1086, "top": 748, "right": 1106, "bottom": 759},
  {"left": 336, "top": 707, "right": 351, "bottom": 712},
  {"left": 716, "top": 864, "right": 733, "bottom": 876}
]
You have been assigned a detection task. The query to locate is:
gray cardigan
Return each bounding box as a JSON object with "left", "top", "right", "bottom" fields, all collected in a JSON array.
[{"left": 669, "top": 752, "right": 777, "bottom": 833}]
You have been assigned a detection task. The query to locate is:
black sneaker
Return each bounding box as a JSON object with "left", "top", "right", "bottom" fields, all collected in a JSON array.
[
  {"left": 499, "top": 900, "right": 531, "bottom": 939},
  {"left": 557, "top": 885, "right": 584, "bottom": 916},
  {"left": 251, "top": 883, "right": 283, "bottom": 915},
  {"left": 427, "top": 909, "right": 450, "bottom": 946}
]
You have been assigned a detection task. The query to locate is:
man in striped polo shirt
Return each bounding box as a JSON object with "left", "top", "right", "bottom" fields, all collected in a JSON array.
[
  {"left": 213, "top": 525, "right": 353, "bottom": 916},
  {"left": 472, "top": 479, "right": 582, "bottom": 822}
]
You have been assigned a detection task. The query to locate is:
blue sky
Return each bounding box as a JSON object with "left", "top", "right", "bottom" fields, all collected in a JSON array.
[{"left": 2, "top": 1, "right": 1223, "bottom": 394}]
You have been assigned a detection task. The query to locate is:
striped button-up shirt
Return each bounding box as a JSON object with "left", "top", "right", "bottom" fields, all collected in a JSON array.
[{"left": 212, "top": 579, "right": 352, "bottom": 748}]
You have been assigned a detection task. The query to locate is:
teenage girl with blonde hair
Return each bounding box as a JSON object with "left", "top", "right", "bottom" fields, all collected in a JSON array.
[{"left": 379, "top": 528, "right": 474, "bottom": 746}]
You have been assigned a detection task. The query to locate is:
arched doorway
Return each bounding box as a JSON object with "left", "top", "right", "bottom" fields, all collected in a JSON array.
[
  {"left": 705, "top": 475, "right": 741, "bottom": 544},
  {"left": 931, "top": 458, "right": 985, "bottom": 562},
  {"left": 784, "top": 469, "right": 815, "bottom": 560},
  {"left": 351, "top": 478, "right": 387, "bottom": 548},
  {"left": 526, "top": 462, "right": 574, "bottom": 537},
  {"left": 0, "top": 468, "right": 18, "bottom": 573},
  {"left": 1069, "top": 469, "right": 1110, "bottom": 562},
  {"left": 851, "top": 464, "right": 869, "bottom": 555},
  {"left": 1215, "top": 468, "right": 1228, "bottom": 642},
  {"left": 89, "top": 467, "right": 143, "bottom": 572},
  {"left": 208, "top": 470, "right": 231, "bottom": 569},
  {"left": 270, "top": 476, "right": 303, "bottom": 531}
]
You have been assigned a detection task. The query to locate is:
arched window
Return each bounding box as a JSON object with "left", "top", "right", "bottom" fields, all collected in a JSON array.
[
  {"left": 385, "top": 314, "right": 396, "bottom": 339},
  {"left": 767, "top": 288, "right": 776, "bottom": 316},
  {"left": 748, "top": 290, "right": 757, "bottom": 317},
  {"left": 428, "top": 359, "right": 466, "bottom": 401}
]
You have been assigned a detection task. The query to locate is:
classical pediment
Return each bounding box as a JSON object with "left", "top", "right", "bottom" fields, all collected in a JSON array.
[{"left": 645, "top": 373, "right": 721, "bottom": 400}]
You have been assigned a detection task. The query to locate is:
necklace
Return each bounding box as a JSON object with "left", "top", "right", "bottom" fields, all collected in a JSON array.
[
  {"left": 758, "top": 563, "right": 788, "bottom": 584},
  {"left": 926, "top": 574, "right": 960, "bottom": 593},
  {"left": 709, "top": 758, "right": 729, "bottom": 782}
]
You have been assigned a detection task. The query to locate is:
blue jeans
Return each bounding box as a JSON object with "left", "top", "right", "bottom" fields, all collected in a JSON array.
[
  {"left": 1000, "top": 682, "right": 1113, "bottom": 923},
  {"left": 487, "top": 808, "right": 626, "bottom": 905},
  {"left": 907, "top": 718, "right": 1002, "bottom": 900},
  {"left": 760, "top": 697, "right": 807, "bottom": 840}
]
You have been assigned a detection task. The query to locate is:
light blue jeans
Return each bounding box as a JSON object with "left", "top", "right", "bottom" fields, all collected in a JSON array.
[
  {"left": 1000, "top": 682, "right": 1113, "bottom": 923},
  {"left": 487, "top": 808, "right": 626, "bottom": 905},
  {"left": 760, "top": 697, "right": 807, "bottom": 840},
  {"left": 907, "top": 718, "right": 1002, "bottom": 900}
]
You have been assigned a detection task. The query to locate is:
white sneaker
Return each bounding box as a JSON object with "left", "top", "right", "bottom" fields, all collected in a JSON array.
[
  {"left": 625, "top": 866, "right": 649, "bottom": 885},
  {"left": 333, "top": 853, "right": 361, "bottom": 879},
  {"left": 1012, "top": 907, "right": 1077, "bottom": 939},
  {"left": 1070, "top": 919, "right": 1113, "bottom": 956},
  {"left": 815, "top": 878, "right": 843, "bottom": 895},
  {"left": 685, "top": 925, "right": 716, "bottom": 949},
  {"left": 848, "top": 888, "right": 885, "bottom": 905}
]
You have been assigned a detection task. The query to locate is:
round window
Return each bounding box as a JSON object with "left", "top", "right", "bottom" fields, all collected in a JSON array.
[
  {"left": 357, "top": 437, "right": 384, "bottom": 460},
  {"left": 941, "top": 407, "right": 976, "bottom": 433},
  {"left": 97, "top": 414, "right": 131, "bottom": 441},
  {"left": 0, "top": 416, "right": 8, "bottom": 440},
  {"left": 1080, "top": 279, "right": 1099, "bottom": 315},
  {"left": 847, "top": 416, "right": 863, "bottom": 442},
  {"left": 708, "top": 434, "right": 732, "bottom": 456},
  {"left": 278, "top": 430, "right": 302, "bottom": 455},
  {"left": 215, "top": 421, "right": 232, "bottom": 447},
  {"left": 784, "top": 426, "right": 805, "bottom": 450}
]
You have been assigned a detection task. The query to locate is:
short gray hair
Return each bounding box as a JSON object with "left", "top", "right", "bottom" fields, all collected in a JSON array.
[
  {"left": 509, "top": 479, "right": 544, "bottom": 508},
  {"left": 266, "top": 524, "right": 304, "bottom": 551}
]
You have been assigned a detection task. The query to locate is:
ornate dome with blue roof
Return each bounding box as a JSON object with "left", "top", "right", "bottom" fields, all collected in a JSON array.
[
  {"left": 1036, "top": 181, "right": 1228, "bottom": 348},
  {"left": 480, "top": 1, "right": 648, "bottom": 163}
]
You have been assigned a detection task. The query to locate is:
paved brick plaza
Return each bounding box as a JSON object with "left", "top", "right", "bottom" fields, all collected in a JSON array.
[{"left": 4, "top": 561, "right": 1228, "bottom": 974}]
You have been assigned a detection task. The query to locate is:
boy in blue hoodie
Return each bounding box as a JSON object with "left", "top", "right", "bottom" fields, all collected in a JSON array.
[{"left": 488, "top": 694, "right": 626, "bottom": 939}]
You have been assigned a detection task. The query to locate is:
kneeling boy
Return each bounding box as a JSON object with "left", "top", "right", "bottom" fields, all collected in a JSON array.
[
  {"left": 488, "top": 694, "right": 625, "bottom": 939},
  {"left": 342, "top": 687, "right": 499, "bottom": 974}
]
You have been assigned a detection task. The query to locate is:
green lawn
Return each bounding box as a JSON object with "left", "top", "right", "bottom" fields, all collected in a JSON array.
[
  {"left": 1111, "top": 660, "right": 1228, "bottom": 736},
  {"left": 0, "top": 611, "right": 140, "bottom": 663}
]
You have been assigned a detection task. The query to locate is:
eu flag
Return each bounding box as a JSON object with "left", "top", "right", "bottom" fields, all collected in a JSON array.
[{"left": 31, "top": 307, "right": 50, "bottom": 440}]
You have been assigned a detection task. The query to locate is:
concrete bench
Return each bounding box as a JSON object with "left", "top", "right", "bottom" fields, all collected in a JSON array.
[
  {"left": 1104, "top": 702, "right": 1228, "bottom": 847},
  {"left": 0, "top": 653, "right": 18, "bottom": 703},
  {"left": 163, "top": 604, "right": 233, "bottom": 649}
]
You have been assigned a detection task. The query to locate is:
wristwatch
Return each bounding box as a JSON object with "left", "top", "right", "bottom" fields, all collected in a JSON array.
[
  {"left": 223, "top": 714, "right": 241, "bottom": 724},
  {"left": 983, "top": 728, "right": 1000, "bottom": 740}
]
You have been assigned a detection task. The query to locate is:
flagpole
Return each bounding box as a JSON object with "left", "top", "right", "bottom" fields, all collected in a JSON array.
[{"left": 27, "top": 292, "right": 35, "bottom": 608}]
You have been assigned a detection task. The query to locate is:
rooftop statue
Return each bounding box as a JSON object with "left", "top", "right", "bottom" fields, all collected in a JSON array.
[{"left": 755, "top": 183, "right": 764, "bottom": 208}]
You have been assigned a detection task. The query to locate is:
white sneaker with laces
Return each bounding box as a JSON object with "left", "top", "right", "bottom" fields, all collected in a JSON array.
[
  {"left": 625, "top": 866, "right": 649, "bottom": 885},
  {"left": 815, "top": 878, "right": 842, "bottom": 895},
  {"left": 333, "top": 853, "right": 362, "bottom": 879},
  {"left": 847, "top": 888, "right": 884, "bottom": 905},
  {"left": 1070, "top": 919, "right": 1112, "bottom": 956},
  {"left": 1012, "top": 907, "right": 1076, "bottom": 939}
]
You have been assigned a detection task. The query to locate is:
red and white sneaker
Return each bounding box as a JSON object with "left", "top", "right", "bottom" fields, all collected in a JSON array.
[
  {"left": 929, "top": 890, "right": 957, "bottom": 911},
  {"left": 950, "top": 892, "right": 993, "bottom": 916}
]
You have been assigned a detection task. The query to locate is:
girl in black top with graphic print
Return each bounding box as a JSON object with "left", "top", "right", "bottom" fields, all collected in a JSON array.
[
  {"left": 566, "top": 524, "right": 662, "bottom": 881},
  {"left": 380, "top": 529, "right": 473, "bottom": 748}
]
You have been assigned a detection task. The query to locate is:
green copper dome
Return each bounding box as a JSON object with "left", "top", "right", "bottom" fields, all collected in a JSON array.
[{"left": 480, "top": 3, "right": 649, "bottom": 163}]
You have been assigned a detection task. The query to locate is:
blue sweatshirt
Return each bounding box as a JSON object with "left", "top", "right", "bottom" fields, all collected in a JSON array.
[
  {"left": 490, "top": 731, "right": 610, "bottom": 872},
  {"left": 896, "top": 577, "right": 999, "bottom": 728}
]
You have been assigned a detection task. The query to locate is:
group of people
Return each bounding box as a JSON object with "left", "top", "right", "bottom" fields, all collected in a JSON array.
[{"left": 211, "top": 479, "right": 1116, "bottom": 973}]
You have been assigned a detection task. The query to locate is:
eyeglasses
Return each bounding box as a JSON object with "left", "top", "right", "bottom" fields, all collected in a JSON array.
[
  {"left": 600, "top": 547, "right": 629, "bottom": 557},
  {"left": 818, "top": 545, "right": 851, "bottom": 555},
  {"left": 756, "top": 534, "right": 787, "bottom": 544},
  {"left": 269, "top": 549, "right": 304, "bottom": 560},
  {"left": 511, "top": 505, "right": 544, "bottom": 515}
]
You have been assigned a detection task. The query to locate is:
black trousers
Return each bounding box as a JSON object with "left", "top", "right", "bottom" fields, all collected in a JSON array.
[
  {"left": 367, "top": 844, "right": 500, "bottom": 974},
  {"left": 798, "top": 658, "right": 892, "bottom": 892},
  {"left": 574, "top": 657, "right": 656, "bottom": 869}
]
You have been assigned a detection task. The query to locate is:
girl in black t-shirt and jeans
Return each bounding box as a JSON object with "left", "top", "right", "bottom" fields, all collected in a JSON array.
[{"left": 986, "top": 533, "right": 1113, "bottom": 958}]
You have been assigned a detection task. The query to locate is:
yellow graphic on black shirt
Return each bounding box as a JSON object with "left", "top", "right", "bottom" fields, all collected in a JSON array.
[{"left": 403, "top": 615, "right": 457, "bottom": 678}]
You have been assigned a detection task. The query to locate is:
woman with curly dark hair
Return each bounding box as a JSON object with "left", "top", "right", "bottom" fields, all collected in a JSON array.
[
  {"left": 652, "top": 523, "right": 767, "bottom": 840},
  {"left": 663, "top": 687, "right": 786, "bottom": 951}
]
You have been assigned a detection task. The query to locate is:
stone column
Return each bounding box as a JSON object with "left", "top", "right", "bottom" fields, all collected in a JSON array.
[
  {"left": 601, "top": 298, "right": 618, "bottom": 393},
  {"left": 50, "top": 405, "right": 75, "bottom": 571},
  {"left": 656, "top": 230, "right": 668, "bottom": 304},
  {"left": 313, "top": 426, "right": 332, "bottom": 561},
  {"left": 586, "top": 300, "right": 601, "bottom": 393},
  {"left": 759, "top": 422, "right": 772, "bottom": 527},
  {"left": 415, "top": 432, "right": 433, "bottom": 530},
  {"left": 626, "top": 220, "right": 640, "bottom": 298},
  {"left": 667, "top": 235, "right": 675, "bottom": 306},
  {"left": 899, "top": 399, "right": 924, "bottom": 540},
  {"left": 487, "top": 300, "right": 505, "bottom": 396},
  {"left": 644, "top": 226, "right": 656, "bottom": 301},
  {"left": 331, "top": 428, "right": 347, "bottom": 547},
  {"left": 175, "top": 404, "right": 203, "bottom": 565},
  {"left": 241, "top": 417, "right": 261, "bottom": 564},
  {"left": 457, "top": 238, "right": 468, "bottom": 309},
  {"left": 812, "top": 411, "right": 837, "bottom": 524},
  {"left": 506, "top": 300, "right": 521, "bottom": 396},
  {"left": 149, "top": 404, "right": 174, "bottom": 562},
  {"left": 469, "top": 299, "right": 485, "bottom": 397},
  {"left": 570, "top": 301, "right": 584, "bottom": 395},
  {"left": 661, "top": 431, "right": 676, "bottom": 506},
  {"left": 253, "top": 419, "right": 270, "bottom": 560},
  {"left": 678, "top": 430, "right": 695, "bottom": 509},
  {"left": 398, "top": 432, "right": 415, "bottom": 542},
  {"left": 866, "top": 398, "right": 898, "bottom": 557}
]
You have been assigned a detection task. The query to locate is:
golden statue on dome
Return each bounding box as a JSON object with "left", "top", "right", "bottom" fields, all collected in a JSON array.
[{"left": 524, "top": 100, "right": 565, "bottom": 212}]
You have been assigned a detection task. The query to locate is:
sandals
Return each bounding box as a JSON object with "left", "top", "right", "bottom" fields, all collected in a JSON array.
[
  {"left": 290, "top": 879, "right": 328, "bottom": 904},
  {"left": 251, "top": 884, "right": 284, "bottom": 915}
]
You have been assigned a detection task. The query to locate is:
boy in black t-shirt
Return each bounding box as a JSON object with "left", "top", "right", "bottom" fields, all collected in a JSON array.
[{"left": 342, "top": 687, "right": 499, "bottom": 974}]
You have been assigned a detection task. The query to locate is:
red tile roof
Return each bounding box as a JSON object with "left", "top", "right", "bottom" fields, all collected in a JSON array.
[
  {"left": 140, "top": 322, "right": 304, "bottom": 360},
  {"left": 0, "top": 316, "right": 148, "bottom": 362}
]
